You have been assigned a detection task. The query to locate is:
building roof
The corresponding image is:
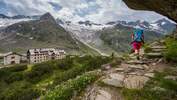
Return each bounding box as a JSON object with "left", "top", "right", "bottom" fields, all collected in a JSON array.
[
  {"left": 28, "top": 48, "right": 66, "bottom": 55},
  {"left": 3, "top": 52, "right": 25, "bottom": 57}
]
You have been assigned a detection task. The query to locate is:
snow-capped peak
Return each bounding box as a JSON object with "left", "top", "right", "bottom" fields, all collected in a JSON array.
[
  {"left": 0, "top": 14, "right": 40, "bottom": 28},
  {"left": 0, "top": 18, "right": 32, "bottom": 28},
  {"left": 58, "top": 19, "right": 113, "bottom": 31}
]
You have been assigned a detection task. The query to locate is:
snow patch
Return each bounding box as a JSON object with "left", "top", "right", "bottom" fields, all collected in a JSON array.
[
  {"left": 0, "top": 18, "right": 33, "bottom": 28},
  {"left": 161, "top": 22, "right": 166, "bottom": 25}
]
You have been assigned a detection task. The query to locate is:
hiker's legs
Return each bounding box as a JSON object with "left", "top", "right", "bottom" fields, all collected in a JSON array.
[
  {"left": 134, "top": 49, "right": 139, "bottom": 54},
  {"left": 132, "top": 42, "right": 141, "bottom": 60},
  {"left": 133, "top": 42, "right": 141, "bottom": 60},
  {"left": 132, "top": 42, "right": 139, "bottom": 53},
  {"left": 134, "top": 49, "right": 140, "bottom": 60}
]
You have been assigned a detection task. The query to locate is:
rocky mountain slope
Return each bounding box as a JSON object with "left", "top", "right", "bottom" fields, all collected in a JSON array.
[
  {"left": 0, "top": 13, "right": 99, "bottom": 55},
  {"left": 106, "top": 19, "right": 176, "bottom": 34},
  {"left": 60, "top": 19, "right": 174, "bottom": 55},
  {"left": 60, "top": 21, "right": 116, "bottom": 56},
  {"left": 99, "top": 23, "right": 164, "bottom": 52},
  {"left": 0, "top": 13, "right": 175, "bottom": 55},
  {"left": 123, "top": 0, "right": 177, "bottom": 39}
]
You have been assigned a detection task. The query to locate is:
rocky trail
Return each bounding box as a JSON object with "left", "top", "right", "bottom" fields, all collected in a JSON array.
[{"left": 75, "top": 40, "right": 175, "bottom": 100}]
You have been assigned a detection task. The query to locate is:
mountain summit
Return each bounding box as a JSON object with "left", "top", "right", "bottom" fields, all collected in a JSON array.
[
  {"left": 0, "top": 13, "right": 99, "bottom": 55},
  {"left": 40, "top": 12, "right": 56, "bottom": 23}
]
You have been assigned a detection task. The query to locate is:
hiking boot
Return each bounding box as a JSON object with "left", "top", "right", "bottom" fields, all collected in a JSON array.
[{"left": 137, "top": 56, "right": 140, "bottom": 60}]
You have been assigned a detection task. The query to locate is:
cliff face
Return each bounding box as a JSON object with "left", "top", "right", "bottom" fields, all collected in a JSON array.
[{"left": 123, "top": 0, "right": 177, "bottom": 23}]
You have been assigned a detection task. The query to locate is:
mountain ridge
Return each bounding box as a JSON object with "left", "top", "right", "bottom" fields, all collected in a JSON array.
[
  {"left": 0, "top": 13, "right": 176, "bottom": 55},
  {"left": 59, "top": 19, "right": 170, "bottom": 55},
  {"left": 0, "top": 13, "right": 41, "bottom": 19},
  {"left": 0, "top": 13, "right": 100, "bottom": 55}
]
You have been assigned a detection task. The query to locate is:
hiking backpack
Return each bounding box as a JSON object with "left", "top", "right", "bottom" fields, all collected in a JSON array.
[{"left": 133, "top": 29, "right": 144, "bottom": 42}]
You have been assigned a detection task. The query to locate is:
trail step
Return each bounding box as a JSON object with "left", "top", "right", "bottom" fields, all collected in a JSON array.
[
  {"left": 145, "top": 52, "right": 163, "bottom": 58},
  {"left": 150, "top": 46, "right": 166, "bottom": 49},
  {"left": 149, "top": 42, "right": 160, "bottom": 47},
  {"left": 126, "top": 60, "right": 147, "bottom": 65},
  {"left": 151, "top": 48, "right": 166, "bottom": 52},
  {"left": 128, "top": 65, "right": 144, "bottom": 70}
]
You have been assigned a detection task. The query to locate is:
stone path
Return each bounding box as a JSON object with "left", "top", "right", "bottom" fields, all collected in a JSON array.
[
  {"left": 145, "top": 41, "right": 166, "bottom": 59},
  {"left": 80, "top": 84, "right": 123, "bottom": 100},
  {"left": 78, "top": 41, "right": 167, "bottom": 100},
  {"left": 102, "top": 62, "right": 153, "bottom": 89}
]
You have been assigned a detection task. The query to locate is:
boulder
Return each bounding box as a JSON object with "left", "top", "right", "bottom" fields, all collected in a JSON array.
[
  {"left": 102, "top": 73, "right": 125, "bottom": 87},
  {"left": 124, "top": 75, "right": 149, "bottom": 89}
]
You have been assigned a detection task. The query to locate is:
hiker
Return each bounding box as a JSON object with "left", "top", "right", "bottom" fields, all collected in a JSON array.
[{"left": 131, "top": 27, "right": 144, "bottom": 60}]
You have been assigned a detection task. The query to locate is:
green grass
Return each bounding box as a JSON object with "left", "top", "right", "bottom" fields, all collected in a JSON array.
[
  {"left": 164, "top": 37, "right": 177, "bottom": 62},
  {"left": 143, "top": 43, "right": 152, "bottom": 53},
  {"left": 0, "top": 55, "right": 112, "bottom": 100},
  {"left": 43, "top": 71, "right": 100, "bottom": 100}
]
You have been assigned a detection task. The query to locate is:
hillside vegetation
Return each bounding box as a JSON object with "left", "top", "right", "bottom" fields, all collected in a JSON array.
[
  {"left": 0, "top": 56, "right": 112, "bottom": 100},
  {"left": 164, "top": 37, "right": 177, "bottom": 62}
]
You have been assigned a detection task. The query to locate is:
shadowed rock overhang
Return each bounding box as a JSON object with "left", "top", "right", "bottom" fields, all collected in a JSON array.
[{"left": 123, "top": 0, "right": 177, "bottom": 23}]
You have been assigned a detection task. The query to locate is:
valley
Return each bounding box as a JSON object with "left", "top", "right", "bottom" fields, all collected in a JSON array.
[
  {"left": 0, "top": 0, "right": 176, "bottom": 99},
  {"left": 60, "top": 19, "right": 175, "bottom": 55},
  {"left": 0, "top": 0, "right": 177, "bottom": 100},
  {"left": 0, "top": 12, "right": 175, "bottom": 56},
  {"left": 0, "top": 13, "right": 99, "bottom": 55}
]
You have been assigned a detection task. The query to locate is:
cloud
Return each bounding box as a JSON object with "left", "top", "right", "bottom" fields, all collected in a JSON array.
[{"left": 0, "top": 0, "right": 168, "bottom": 23}]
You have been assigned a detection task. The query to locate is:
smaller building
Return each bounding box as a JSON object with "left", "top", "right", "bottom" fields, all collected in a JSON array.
[{"left": 3, "top": 52, "right": 26, "bottom": 65}]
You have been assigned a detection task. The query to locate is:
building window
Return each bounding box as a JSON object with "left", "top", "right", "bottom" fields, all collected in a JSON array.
[{"left": 11, "top": 56, "right": 15, "bottom": 59}]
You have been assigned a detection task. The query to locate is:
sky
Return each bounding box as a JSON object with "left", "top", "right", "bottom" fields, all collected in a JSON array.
[{"left": 0, "top": 0, "right": 169, "bottom": 23}]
